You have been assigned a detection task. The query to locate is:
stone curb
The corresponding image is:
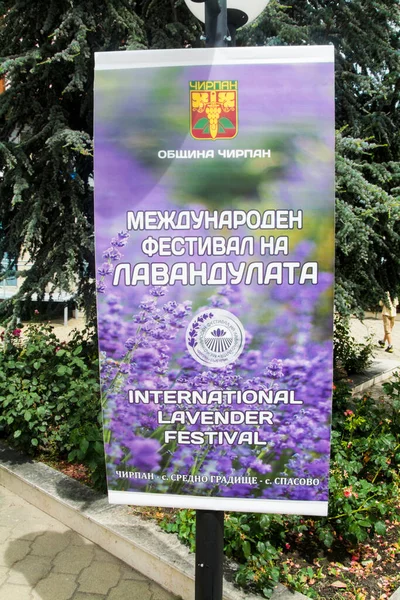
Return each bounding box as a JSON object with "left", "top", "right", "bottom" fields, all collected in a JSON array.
[
  {"left": 0, "top": 443, "right": 307, "bottom": 600},
  {"left": 351, "top": 362, "right": 400, "bottom": 395}
]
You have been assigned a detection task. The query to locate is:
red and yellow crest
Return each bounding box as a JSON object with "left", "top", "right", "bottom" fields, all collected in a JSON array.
[{"left": 190, "top": 80, "right": 238, "bottom": 141}]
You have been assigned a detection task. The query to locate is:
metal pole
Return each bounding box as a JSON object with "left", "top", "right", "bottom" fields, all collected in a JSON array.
[
  {"left": 205, "top": 0, "right": 228, "bottom": 48},
  {"left": 227, "top": 22, "right": 237, "bottom": 47},
  {"left": 195, "top": 4, "right": 228, "bottom": 600},
  {"left": 195, "top": 510, "right": 224, "bottom": 600}
]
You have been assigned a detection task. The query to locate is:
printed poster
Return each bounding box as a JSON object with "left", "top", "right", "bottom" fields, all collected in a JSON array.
[{"left": 94, "top": 46, "right": 335, "bottom": 515}]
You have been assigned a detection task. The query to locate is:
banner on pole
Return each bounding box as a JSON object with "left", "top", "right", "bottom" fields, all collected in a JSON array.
[{"left": 94, "top": 46, "right": 335, "bottom": 516}]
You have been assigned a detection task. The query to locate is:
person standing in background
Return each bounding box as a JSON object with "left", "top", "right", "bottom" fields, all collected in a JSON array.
[{"left": 378, "top": 292, "right": 399, "bottom": 353}]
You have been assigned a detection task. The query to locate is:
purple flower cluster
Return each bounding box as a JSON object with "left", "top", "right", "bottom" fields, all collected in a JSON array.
[
  {"left": 98, "top": 237, "right": 333, "bottom": 502},
  {"left": 96, "top": 231, "right": 129, "bottom": 294}
]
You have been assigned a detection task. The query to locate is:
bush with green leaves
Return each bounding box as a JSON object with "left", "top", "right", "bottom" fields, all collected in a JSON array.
[
  {"left": 161, "top": 376, "right": 400, "bottom": 598},
  {"left": 334, "top": 314, "right": 375, "bottom": 375},
  {"left": 0, "top": 322, "right": 105, "bottom": 488}
]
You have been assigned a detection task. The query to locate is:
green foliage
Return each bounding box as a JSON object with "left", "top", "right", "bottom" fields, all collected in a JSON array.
[
  {"left": 160, "top": 377, "right": 400, "bottom": 598},
  {"left": 0, "top": 1, "right": 198, "bottom": 322},
  {"left": 335, "top": 133, "right": 400, "bottom": 313},
  {"left": 280, "top": 565, "right": 321, "bottom": 598},
  {"left": 135, "top": 0, "right": 201, "bottom": 49},
  {"left": 1, "top": 0, "right": 399, "bottom": 318},
  {"left": 0, "top": 322, "right": 105, "bottom": 487},
  {"left": 333, "top": 314, "right": 375, "bottom": 375},
  {"left": 161, "top": 509, "right": 197, "bottom": 552},
  {"left": 327, "top": 384, "right": 400, "bottom": 545},
  {"left": 224, "top": 513, "right": 281, "bottom": 597},
  {"left": 240, "top": 0, "right": 400, "bottom": 314}
]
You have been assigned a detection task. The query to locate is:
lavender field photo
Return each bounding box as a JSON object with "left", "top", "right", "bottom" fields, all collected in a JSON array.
[{"left": 94, "top": 48, "right": 335, "bottom": 513}]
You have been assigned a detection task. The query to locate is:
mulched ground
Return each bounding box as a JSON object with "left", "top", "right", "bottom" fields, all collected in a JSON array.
[
  {"left": 281, "top": 514, "right": 400, "bottom": 599},
  {"left": 127, "top": 504, "right": 400, "bottom": 599},
  {"left": 42, "top": 458, "right": 94, "bottom": 486}
]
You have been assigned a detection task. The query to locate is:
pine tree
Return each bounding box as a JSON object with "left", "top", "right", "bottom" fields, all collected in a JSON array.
[
  {"left": 240, "top": 0, "right": 400, "bottom": 313},
  {"left": 1, "top": 0, "right": 399, "bottom": 319},
  {"left": 0, "top": 0, "right": 197, "bottom": 321},
  {"left": 135, "top": 0, "right": 201, "bottom": 48}
]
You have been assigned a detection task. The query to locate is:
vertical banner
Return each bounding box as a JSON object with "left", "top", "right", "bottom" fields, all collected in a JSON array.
[{"left": 94, "top": 47, "right": 335, "bottom": 516}]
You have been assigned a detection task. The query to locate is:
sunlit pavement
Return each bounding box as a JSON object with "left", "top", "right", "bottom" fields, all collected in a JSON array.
[
  {"left": 0, "top": 485, "right": 177, "bottom": 600},
  {"left": 350, "top": 313, "right": 400, "bottom": 363}
]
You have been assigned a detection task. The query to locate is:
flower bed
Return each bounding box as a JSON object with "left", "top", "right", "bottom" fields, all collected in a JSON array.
[
  {"left": 160, "top": 379, "right": 400, "bottom": 599},
  {"left": 1, "top": 320, "right": 399, "bottom": 599}
]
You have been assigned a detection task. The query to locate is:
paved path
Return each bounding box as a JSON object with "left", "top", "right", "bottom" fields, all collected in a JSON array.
[
  {"left": 0, "top": 485, "right": 178, "bottom": 600},
  {"left": 350, "top": 313, "right": 400, "bottom": 362}
]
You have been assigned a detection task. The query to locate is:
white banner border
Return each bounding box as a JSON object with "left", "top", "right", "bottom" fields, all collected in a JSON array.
[
  {"left": 95, "top": 46, "right": 334, "bottom": 71},
  {"left": 97, "top": 44, "right": 335, "bottom": 517},
  {"left": 109, "top": 491, "right": 328, "bottom": 517}
]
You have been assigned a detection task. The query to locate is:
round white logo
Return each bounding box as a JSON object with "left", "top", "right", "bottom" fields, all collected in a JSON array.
[{"left": 186, "top": 309, "right": 245, "bottom": 368}]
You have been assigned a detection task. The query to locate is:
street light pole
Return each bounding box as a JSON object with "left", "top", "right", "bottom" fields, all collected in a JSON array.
[
  {"left": 196, "top": 3, "right": 228, "bottom": 590},
  {"left": 204, "top": 0, "right": 228, "bottom": 47},
  {"left": 183, "top": 2, "right": 270, "bottom": 598},
  {"left": 196, "top": 5, "right": 227, "bottom": 596},
  {"left": 195, "top": 510, "right": 224, "bottom": 600}
]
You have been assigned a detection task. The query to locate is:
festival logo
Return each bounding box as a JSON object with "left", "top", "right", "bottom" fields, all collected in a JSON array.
[
  {"left": 190, "top": 80, "right": 238, "bottom": 140},
  {"left": 186, "top": 308, "right": 245, "bottom": 367}
]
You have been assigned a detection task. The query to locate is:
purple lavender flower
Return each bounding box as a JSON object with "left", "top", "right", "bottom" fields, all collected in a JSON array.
[
  {"left": 124, "top": 337, "right": 136, "bottom": 351},
  {"left": 103, "top": 247, "right": 122, "bottom": 261},
  {"left": 266, "top": 359, "right": 284, "bottom": 379},
  {"left": 125, "top": 438, "right": 161, "bottom": 471},
  {"left": 98, "top": 263, "right": 113, "bottom": 276},
  {"left": 97, "top": 236, "right": 333, "bottom": 501},
  {"left": 139, "top": 299, "right": 157, "bottom": 312},
  {"left": 163, "top": 301, "right": 177, "bottom": 313},
  {"left": 149, "top": 286, "right": 168, "bottom": 297},
  {"left": 208, "top": 294, "right": 230, "bottom": 308},
  {"left": 173, "top": 304, "right": 191, "bottom": 319},
  {"left": 132, "top": 347, "right": 160, "bottom": 370},
  {"left": 241, "top": 350, "right": 262, "bottom": 371},
  {"left": 110, "top": 231, "right": 130, "bottom": 248}
]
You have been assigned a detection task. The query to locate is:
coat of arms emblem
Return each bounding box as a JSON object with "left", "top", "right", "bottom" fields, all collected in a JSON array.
[{"left": 190, "top": 80, "right": 238, "bottom": 140}]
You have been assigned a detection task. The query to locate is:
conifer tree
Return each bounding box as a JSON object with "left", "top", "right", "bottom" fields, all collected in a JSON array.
[
  {"left": 240, "top": 0, "right": 400, "bottom": 312},
  {"left": 1, "top": 0, "right": 399, "bottom": 318},
  {"left": 0, "top": 0, "right": 197, "bottom": 320}
]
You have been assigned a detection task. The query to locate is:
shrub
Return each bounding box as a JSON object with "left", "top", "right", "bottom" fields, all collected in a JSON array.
[
  {"left": 0, "top": 322, "right": 105, "bottom": 488},
  {"left": 334, "top": 314, "right": 375, "bottom": 375},
  {"left": 160, "top": 376, "right": 400, "bottom": 598}
]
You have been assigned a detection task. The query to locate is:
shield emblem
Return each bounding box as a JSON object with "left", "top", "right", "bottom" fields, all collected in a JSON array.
[{"left": 190, "top": 81, "right": 238, "bottom": 141}]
